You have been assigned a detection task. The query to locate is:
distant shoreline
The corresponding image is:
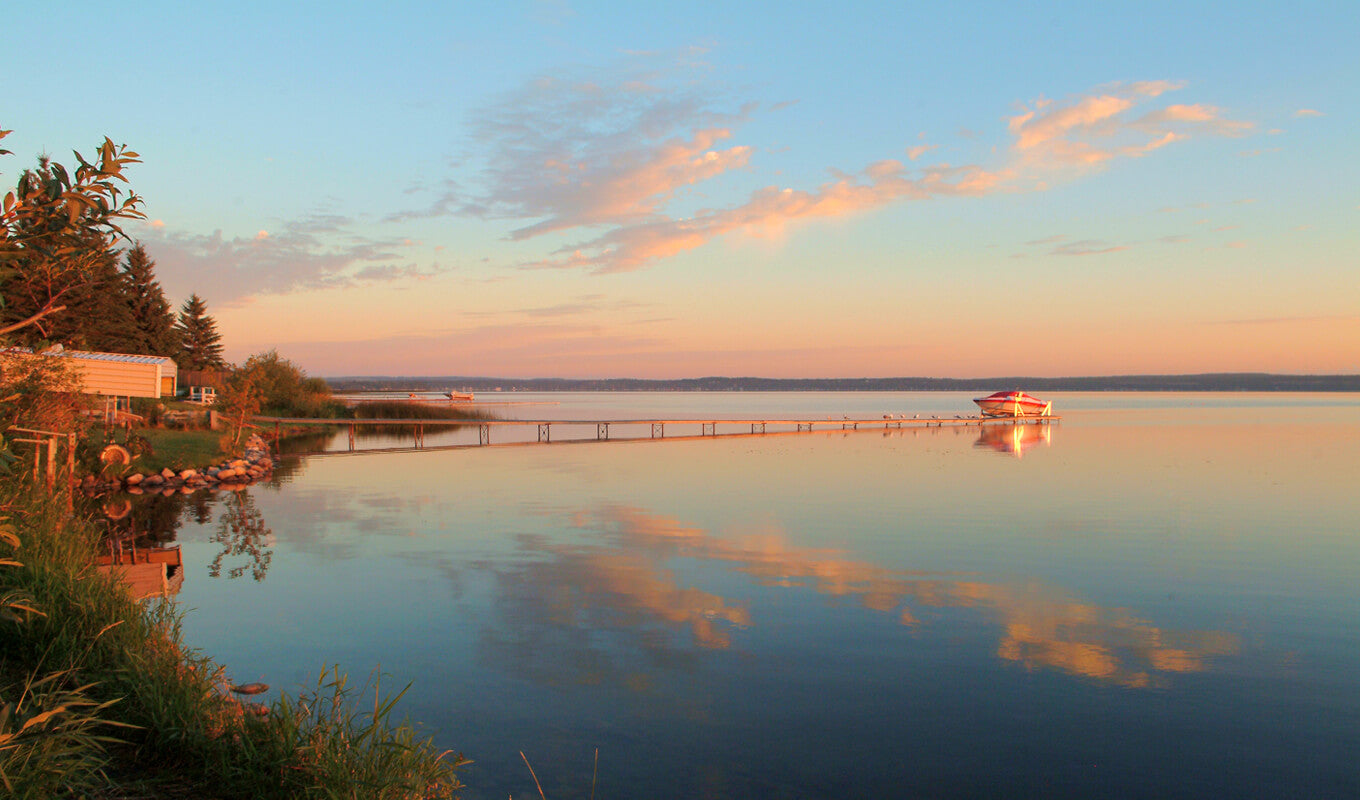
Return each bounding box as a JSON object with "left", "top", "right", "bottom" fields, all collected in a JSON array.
[{"left": 325, "top": 373, "right": 1360, "bottom": 393}]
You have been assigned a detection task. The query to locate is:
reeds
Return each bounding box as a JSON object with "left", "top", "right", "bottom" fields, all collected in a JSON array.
[{"left": 0, "top": 481, "right": 466, "bottom": 797}]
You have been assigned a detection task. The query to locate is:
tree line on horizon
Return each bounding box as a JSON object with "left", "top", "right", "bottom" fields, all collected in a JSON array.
[{"left": 0, "top": 127, "right": 224, "bottom": 371}]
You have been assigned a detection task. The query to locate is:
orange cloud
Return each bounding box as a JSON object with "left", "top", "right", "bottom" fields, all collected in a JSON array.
[{"left": 1008, "top": 81, "right": 1249, "bottom": 171}]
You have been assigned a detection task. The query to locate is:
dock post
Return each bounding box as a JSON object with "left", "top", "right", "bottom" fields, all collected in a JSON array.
[
  {"left": 479, "top": 425, "right": 490, "bottom": 445},
  {"left": 348, "top": 423, "right": 355, "bottom": 452},
  {"left": 538, "top": 423, "right": 550, "bottom": 443},
  {"left": 651, "top": 423, "right": 664, "bottom": 439},
  {"left": 597, "top": 423, "right": 609, "bottom": 440}
]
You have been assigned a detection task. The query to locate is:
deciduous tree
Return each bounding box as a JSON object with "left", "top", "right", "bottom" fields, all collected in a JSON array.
[{"left": 0, "top": 127, "right": 143, "bottom": 339}]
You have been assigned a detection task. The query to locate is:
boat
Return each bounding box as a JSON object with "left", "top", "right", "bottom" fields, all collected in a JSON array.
[
  {"left": 973, "top": 390, "right": 1052, "bottom": 417},
  {"left": 445, "top": 390, "right": 474, "bottom": 402}
]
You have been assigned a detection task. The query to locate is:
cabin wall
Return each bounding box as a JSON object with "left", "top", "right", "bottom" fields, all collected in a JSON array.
[{"left": 70, "top": 359, "right": 162, "bottom": 398}]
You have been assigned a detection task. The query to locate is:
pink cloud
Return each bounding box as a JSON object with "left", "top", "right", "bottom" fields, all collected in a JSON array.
[
  {"left": 906, "top": 143, "right": 938, "bottom": 161},
  {"left": 525, "top": 161, "right": 1008, "bottom": 273},
  {"left": 1294, "top": 108, "right": 1324, "bottom": 117},
  {"left": 411, "top": 67, "right": 1254, "bottom": 276},
  {"left": 1007, "top": 81, "right": 1249, "bottom": 171}
]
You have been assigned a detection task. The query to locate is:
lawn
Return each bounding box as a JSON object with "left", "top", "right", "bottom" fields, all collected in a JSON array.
[{"left": 129, "top": 428, "right": 228, "bottom": 473}]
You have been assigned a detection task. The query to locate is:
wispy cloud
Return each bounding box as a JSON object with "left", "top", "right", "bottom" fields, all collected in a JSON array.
[
  {"left": 1205, "top": 314, "right": 1359, "bottom": 326},
  {"left": 906, "top": 143, "right": 938, "bottom": 161},
  {"left": 1294, "top": 108, "right": 1325, "bottom": 118},
  {"left": 1050, "top": 239, "right": 1128, "bottom": 257},
  {"left": 396, "top": 66, "right": 1251, "bottom": 275},
  {"left": 1008, "top": 82, "right": 1251, "bottom": 172},
  {"left": 140, "top": 216, "right": 446, "bottom": 307}
]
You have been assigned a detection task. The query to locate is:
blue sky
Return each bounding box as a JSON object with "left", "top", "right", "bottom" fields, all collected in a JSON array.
[{"left": 4, "top": 1, "right": 1357, "bottom": 376}]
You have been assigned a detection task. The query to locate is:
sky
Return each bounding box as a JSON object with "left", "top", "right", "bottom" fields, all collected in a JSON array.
[{"left": 4, "top": 1, "right": 1357, "bottom": 378}]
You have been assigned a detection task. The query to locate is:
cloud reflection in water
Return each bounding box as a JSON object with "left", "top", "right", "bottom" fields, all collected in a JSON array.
[{"left": 483, "top": 505, "right": 1236, "bottom": 689}]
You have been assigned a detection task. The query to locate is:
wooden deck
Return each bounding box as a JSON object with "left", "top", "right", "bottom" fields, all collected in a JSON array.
[{"left": 257, "top": 414, "right": 1058, "bottom": 456}]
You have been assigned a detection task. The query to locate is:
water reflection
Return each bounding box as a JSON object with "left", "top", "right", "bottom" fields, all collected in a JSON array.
[
  {"left": 87, "top": 484, "right": 280, "bottom": 585},
  {"left": 485, "top": 505, "right": 1236, "bottom": 688},
  {"left": 973, "top": 421, "right": 1053, "bottom": 458},
  {"left": 208, "top": 492, "right": 274, "bottom": 581}
]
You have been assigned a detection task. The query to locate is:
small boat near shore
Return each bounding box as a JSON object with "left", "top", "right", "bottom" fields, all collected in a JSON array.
[
  {"left": 445, "top": 390, "right": 474, "bottom": 402},
  {"left": 973, "top": 390, "right": 1052, "bottom": 418}
]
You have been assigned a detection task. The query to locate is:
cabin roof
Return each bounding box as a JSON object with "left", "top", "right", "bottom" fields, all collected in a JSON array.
[
  {"left": 63, "top": 349, "right": 177, "bottom": 367},
  {"left": 2, "top": 346, "right": 176, "bottom": 368}
]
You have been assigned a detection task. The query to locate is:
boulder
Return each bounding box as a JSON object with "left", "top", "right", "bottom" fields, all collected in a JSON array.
[
  {"left": 160, "top": 468, "right": 176, "bottom": 479},
  {"left": 178, "top": 468, "right": 198, "bottom": 480},
  {"left": 125, "top": 473, "right": 144, "bottom": 485}
]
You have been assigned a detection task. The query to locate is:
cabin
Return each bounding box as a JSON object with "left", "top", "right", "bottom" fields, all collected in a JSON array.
[{"left": 62, "top": 349, "right": 178, "bottom": 399}]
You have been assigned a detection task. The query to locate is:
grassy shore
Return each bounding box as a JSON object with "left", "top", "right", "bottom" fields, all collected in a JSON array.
[
  {"left": 0, "top": 480, "right": 466, "bottom": 797},
  {"left": 133, "top": 428, "right": 229, "bottom": 474}
]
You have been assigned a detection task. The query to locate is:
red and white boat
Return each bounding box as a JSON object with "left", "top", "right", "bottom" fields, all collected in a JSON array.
[{"left": 973, "top": 390, "right": 1052, "bottom": 418}]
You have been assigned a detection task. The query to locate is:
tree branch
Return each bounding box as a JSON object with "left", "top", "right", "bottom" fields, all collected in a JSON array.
[{"left": 0, "top": 304, "right": 67, "bottom": 337}]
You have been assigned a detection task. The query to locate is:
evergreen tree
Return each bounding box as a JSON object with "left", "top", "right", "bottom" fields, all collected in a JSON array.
[
  {"left": 121, "top": 242, "right": 180, "bottom": 356},
  {"left": 51, "top": 241, "right": 140, "bottom": 352},
  {"left": 175, "top": 293, "right": 225, "bottom": 370}
]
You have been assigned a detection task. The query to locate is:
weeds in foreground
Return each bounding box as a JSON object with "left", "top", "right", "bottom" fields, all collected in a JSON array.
[{"left": 0, "top": 483, "right": 466, "bottom": 798}]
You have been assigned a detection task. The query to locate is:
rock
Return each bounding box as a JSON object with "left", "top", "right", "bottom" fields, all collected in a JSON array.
[
  {"left": 142, "top": 474, "right": 164, "bottom": 486},
  {"left": 160, "top": 468, "right": 176, "bottom": 479},
  {"left": 230, "top": 459, "right": 248, "bottom": 470},
  {"left": 230, "top": 682, "right": 270, "bottom": 695},
  {"left": 178, "top": 468, "right": 198, "bottom": 480},
  {"left": 127, "top": 486, "right": 144, "bottom": 495},
  {"left": 217, "top": 468, "right": 237, "bottom": 480},
  {"left": 125, "top": 473, "right": 144, "bottom": 485}
]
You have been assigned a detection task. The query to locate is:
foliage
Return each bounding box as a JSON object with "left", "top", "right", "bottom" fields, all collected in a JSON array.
[
  {"left": 234, "top": 350, "right": 344, "bottom": 418},
  {"left": 174, "top": 293, "right": 225, "bottom": 371},
  {"left": 0, "top": 127, "right": 143, "bottom": 340},
  {"left": 218, "top": 368, "right": 264, "bottom": 446},
  {"left": 0, "top": 348, "right": 89, "bottom": 438}
]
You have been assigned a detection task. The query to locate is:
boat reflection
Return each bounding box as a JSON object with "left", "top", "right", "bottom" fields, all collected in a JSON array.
[
  {"left": 974, "top": 421, "right": 1052, "bottom": 458},
  {"left": 482, "top": 505, "right": 1236, "bottom": 689}
]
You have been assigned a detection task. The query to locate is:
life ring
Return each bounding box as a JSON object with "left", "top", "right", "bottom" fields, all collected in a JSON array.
[{"left": 100, "top": 444, "right": 132, "bottom": 465}]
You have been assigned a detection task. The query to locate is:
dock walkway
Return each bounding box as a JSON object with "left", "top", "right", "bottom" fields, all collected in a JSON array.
[{"left": 255, "top": 414, "right": 1058, "bottom": 455}]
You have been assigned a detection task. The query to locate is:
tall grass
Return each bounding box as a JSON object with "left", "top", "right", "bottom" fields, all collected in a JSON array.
[
  {"left": 0, "top": 478, "right": 466, "bottom": 797},
  {"left": 350, "top": 401, "right": 488, "bottom": 424}
]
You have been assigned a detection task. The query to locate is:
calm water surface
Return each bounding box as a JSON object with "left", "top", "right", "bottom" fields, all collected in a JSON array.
[{"left": 148, "top": 393, "right": 1359, "bottom": 798}]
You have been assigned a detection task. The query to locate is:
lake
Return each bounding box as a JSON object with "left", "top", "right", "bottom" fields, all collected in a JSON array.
[{"left": 136, "top": 392, "right": 1359, "bottom": 798}]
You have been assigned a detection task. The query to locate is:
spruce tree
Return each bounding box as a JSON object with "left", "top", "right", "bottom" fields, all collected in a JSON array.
[
  {"left": 121, "top": 243, "right": 180, "bottom": 356},
  {"left": 175, "top": 293, "right": 225, "bottom": 370}
]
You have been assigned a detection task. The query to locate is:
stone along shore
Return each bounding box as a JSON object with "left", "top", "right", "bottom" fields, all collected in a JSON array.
[{"left": 81, "top": 434, "right": 275, "bottom": 496}]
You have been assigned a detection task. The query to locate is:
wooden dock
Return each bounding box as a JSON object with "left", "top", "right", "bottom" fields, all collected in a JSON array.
[{"left": 256, "top": 414, "right": 1058, "bottom": 456}]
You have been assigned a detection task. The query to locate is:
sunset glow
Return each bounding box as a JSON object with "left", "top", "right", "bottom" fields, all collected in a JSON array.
[{"left": 7, "top": 2, "right": 1355, "bottom": 377}]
